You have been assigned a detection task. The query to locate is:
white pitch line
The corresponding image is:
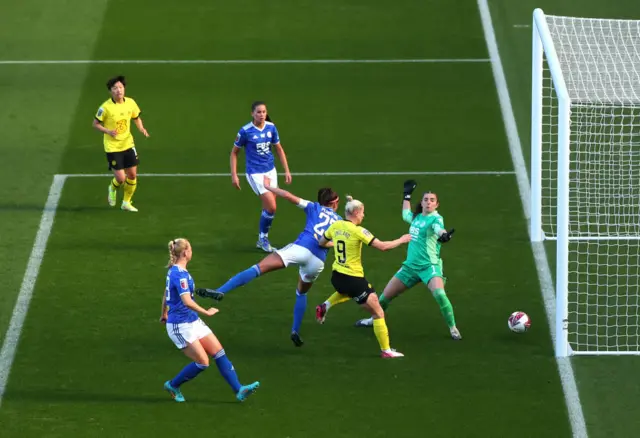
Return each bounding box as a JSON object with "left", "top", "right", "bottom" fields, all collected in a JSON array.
[
  {"left": 0, "top": 175, "right": 66, "bottom": 408},
  {"left": 513, "top": 24, "right": 531, "bottom": 28},
  {"left": 0, "top": 58, "right": 490, "bottom": 65},
  {"left": 477, "top": 1, "right": 588, "bottom": 438},
  {"left": 62, "top": 171, "right": 515, "bottom": 178}
]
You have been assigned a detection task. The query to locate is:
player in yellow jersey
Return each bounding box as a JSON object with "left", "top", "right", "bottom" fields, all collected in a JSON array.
[
  {"left": 316, "top": 195, "right": 411, "bottom": 358},
  {"left": 92, "top": 75, "right": 150, "bottom": 212}
]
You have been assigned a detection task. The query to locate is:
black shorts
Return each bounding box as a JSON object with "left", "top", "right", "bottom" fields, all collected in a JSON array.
[
  {"left": 330, "top": 271, "right": 375, "bottom": 305},
  {"left": 106, "top": 147, "right": 139, "bottom": 171}
]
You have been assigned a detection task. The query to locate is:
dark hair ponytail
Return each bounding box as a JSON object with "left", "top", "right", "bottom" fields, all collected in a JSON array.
[
  {"left": 317, "top": 187, "right": 339, "bottom": 206},
  {"left": 413, "top": 200, "right": 423, "bottom": 220},
  {"left": 251, "top": 101, "right": 273, "bottom": 123}
]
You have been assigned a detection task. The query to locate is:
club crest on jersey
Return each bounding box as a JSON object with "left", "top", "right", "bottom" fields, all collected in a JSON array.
[
  {"left": 267, "top": 132, "right": 272, "bottom": 138},
  {"left": 180, "top": 278, "right": 189, "bottom": 290}
]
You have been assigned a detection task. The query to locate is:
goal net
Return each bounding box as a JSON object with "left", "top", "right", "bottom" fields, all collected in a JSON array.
[{"left": 531, "top": 8, "right": 640, "bottom": 356}]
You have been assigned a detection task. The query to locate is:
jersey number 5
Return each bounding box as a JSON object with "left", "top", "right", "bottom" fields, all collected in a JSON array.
[
  {"left": 313, "top": 212, "right": 336, "bottom": 238},
  {"left": 337, "top": 241, "right": 347, "bottom": 263}
]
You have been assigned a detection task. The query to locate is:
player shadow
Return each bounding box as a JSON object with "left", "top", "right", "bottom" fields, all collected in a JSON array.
[{"left": 4, "top": 388, "right": 236, "bottom": 405}]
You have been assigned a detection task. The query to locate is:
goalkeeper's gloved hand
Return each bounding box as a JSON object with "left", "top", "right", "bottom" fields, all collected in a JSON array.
[
  {"left": 195, "top": 288, "right": 225, "bottom": 301},
  {"left": 403, "top": 179, "right": 418, "bottom": 201},
  {"left": 437, "top": 228, "right": 455, "bottom": 243}
]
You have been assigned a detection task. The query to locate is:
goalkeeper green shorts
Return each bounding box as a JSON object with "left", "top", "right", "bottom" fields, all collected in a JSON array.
[{"left": 394, "top": 262, "right": 444, "bottom": 288}]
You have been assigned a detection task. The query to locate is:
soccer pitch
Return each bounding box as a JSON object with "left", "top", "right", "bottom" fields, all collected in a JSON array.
[{"left": 1, "top": 0, "right": 640, "bottom": 437}]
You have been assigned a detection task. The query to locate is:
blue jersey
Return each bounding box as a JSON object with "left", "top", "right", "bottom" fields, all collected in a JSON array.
[
  {"left": 234, "top": 121, "right": 281, "bottom": 174},
  {"left": 165, "top": 265, "right": 198, "bottom": 324},
  {"left": 293, "top": 200, "right": 342, "bottom": 261}
]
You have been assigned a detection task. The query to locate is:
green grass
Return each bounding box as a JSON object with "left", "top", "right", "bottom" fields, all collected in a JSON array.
[
  {"left": 0, "top": 176, "right": 570, "bottom": 437},
  {"left": 3, "top": 0, "right": 640, "bottom": 437}
]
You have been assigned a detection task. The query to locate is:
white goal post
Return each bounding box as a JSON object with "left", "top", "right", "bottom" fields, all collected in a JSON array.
[{"left": 531, "top": 8, "right": 640, "bottom": 357}]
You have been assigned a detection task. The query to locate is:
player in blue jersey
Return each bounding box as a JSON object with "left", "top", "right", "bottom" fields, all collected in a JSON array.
[
  {"left": 200, "top": 177, "right": 341, "bottom": 347},
  {"left": 161, "top": 238, "right": 260, "bottom": 403},
  {"left": 230, "top": 101, "right": 292, "bottom": 253}
]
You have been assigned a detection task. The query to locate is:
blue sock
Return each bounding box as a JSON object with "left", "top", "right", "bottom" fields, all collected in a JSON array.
[
  {"left": 214, "top": 349, "right": 242, "bottom": 393},
  {"left": 218, "top": 265, "right": 261, "bottom": 294},
  {"left": 259, "top": 209, "right": 275, "bottom": 238},
  {"left": 292, "top": 290, "right": 307, "bottom": 334},
  {"left": 170, "top": 362, "right": 208, "bottom": 388}
]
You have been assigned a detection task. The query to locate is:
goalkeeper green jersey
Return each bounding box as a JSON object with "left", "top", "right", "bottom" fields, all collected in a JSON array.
[{"left": 402, "top": 209, "right": 445, "bottom": 269}]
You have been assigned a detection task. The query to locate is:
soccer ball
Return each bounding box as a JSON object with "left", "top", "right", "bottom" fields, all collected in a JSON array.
[{"left": 508, "top": 311, "right": 531, "bottom": 333}]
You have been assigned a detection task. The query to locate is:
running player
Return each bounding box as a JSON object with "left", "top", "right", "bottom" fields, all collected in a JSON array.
[
  {"left": 352, "top": 180, "right": 461, "bottom": 340},
  {"left": 161, "top": 238, "right": 260, "bottom": 403},
  {"left": 230, "top": 102, "right": 292, "bottom": 252},
  {"left": 93, "top": 75, "right": 149, "bottom": 212},
  {"left": 200, "top": 177, "right": 341, "bottom": 347},
  {"left": 316, "top": 195, "right": 411, "bottom": 358}
]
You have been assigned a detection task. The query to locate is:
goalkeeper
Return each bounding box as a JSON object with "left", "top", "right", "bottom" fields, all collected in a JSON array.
[{"left": 321, "top": 180, "right": 461, "bottom": 340}]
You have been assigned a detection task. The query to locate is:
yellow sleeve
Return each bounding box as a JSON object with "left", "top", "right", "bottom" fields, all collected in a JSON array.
[
  {"left": 131, "top": 99, "right": 141, "bottom": 119},
  {"left": 324, "top": 223, "right": 335, "bottom": 240},
  {"left": 356, "top": 227, "right": 375, "bottom": 245},
  {"left": 95, "top": 105, "right": 106, "bottom": 122}
]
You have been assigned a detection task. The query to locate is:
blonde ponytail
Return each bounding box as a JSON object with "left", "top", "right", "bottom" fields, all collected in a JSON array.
[{"left": 166, "top": 238, "right": 189, "bottom": 267}]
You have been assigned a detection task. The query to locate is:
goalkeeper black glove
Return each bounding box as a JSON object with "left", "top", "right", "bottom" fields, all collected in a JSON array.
[
  {"left": 195, "top": 288, "right": 225, "bottom": 301},
  {"left": 437, "top": 228, "right": 455, "bottom": 243},
  {"left": 403, "top": 179, "right": 418, "bottom": 201}
]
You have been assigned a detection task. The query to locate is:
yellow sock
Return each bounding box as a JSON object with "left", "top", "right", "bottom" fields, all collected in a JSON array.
[
  {"left": 111, "top": 178, "right": 122, "bottom": 190},
  {"left": 327, "top": 292, "right": 350, "bottom": 308},
  {"left": 123, "top": 177, "right": 137, "bottom": 203},
  {"left": 373, "top": 318, "right": 390, "bottom": 351}
]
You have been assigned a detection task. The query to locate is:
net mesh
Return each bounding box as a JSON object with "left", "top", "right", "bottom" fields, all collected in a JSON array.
[{"left": 542, "top": 14, "right": 640, "bottom": 352}]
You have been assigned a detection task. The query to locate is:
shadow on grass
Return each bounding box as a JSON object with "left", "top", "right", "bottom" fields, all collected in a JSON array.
[{"left": 4, "top": 388, "right": 238, "bottom": 405}]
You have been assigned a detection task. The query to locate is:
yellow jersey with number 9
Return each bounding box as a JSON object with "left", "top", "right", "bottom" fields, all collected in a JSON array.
[
  {"left": 324, "top": 220, "right": 376, "bottom": 277},
  {"left": 95, "top": 97, "right": 141, "bottom": 152}
]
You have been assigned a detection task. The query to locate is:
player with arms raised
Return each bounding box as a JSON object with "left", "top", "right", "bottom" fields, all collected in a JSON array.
[
  {"left": 200, "top": 177, "right": 341, "bottom": 347},
  {"left": 353, "top": 180, "right": 461, "bottom": 340},
  {"left": 316, "top": 196, "right": 411, "bottom": 358},
  {"left": 230, "top": 101, "right": 292, "bottom": 252}
]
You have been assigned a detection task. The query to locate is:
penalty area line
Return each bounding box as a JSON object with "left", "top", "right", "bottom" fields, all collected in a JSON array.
[
  {"left": 61, "top": 171, "right": 516, "bottom": 178},
  {"left": 0, "top": 58, "right": 491, "bottom": 65},
  {"left": 0, "top": 175, "right": 67, "bottom": 409}
]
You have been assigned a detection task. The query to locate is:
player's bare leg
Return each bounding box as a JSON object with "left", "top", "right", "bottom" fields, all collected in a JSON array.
[
  {"left": 199, "top": 333, "right": 260, "bottom": 402},
  {"left": 360, "top": 293, "right": 403, "bottom": 358},
  {"left": 257, "top": 192, "right": 277, "bottom": 252},
  {"left": 164, "top": 339, "right": 210, "bottom": 403},
  {"left": 355, "top": 277, "right": 409, "bottom": 327},
  {"left": 427, "top": 276, "right": 461, "bottom": 340}
]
